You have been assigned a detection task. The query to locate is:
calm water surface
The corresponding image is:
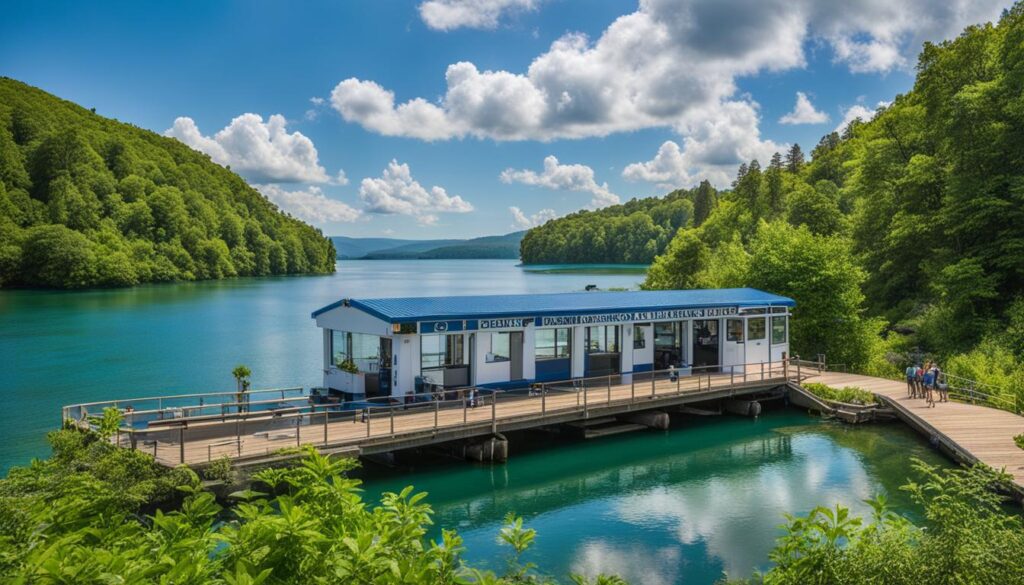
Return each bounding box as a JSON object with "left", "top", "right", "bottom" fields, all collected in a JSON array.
[
  {"left": 0, "top": 260, "right": 643, "bottom": 471},
  {"left": 362, "top": 410, "right": 950, "bottom": 584}
]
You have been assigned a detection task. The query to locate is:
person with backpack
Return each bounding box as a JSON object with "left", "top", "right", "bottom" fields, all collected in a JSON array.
[
  {"left": 934, "top": 364, "right": 948, "bottom": 403},
  {"left": 922, "top": 362, "right": 936, "bottom": 407},
  {"left": 905, "top": 364, "right": 917, "bottom": 397}
]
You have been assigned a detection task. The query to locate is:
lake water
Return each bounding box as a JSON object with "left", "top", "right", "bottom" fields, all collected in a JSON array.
[
  {"left": 360, "top": 409, "right": 949, "bottom": 584},
  {"left": 1, "top": 259, "right": 952, "bottom": 583},
  {"left": 0, "top": 260, "right": 644, "bottom": 472}
]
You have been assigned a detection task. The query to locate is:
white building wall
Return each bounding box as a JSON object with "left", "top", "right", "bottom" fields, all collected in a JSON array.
[
  {"left": 620, "top": 325, "right": 634, "bottom": 378},
  {"left": 522, "top": 327, "right": 536, "bottom": 380},
  {"left": 631, "top": 324, "right": 654, "bottom": 369},
  {"left": 314, "top": 305, "right": 391, "bottom": 336},
  {"left": 474, "top": 330, "right": 512, "bottom": 385},
  {"left": 395, "top": 334, "right": 417, "bottom": 396},
  {"left": 571, "top": 325, "right": 586, "bottom": 378}
]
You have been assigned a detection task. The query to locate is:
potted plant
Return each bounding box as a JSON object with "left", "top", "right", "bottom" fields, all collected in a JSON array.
[{"left": 232, "top": 365, "right": 251, "bottom": 412}]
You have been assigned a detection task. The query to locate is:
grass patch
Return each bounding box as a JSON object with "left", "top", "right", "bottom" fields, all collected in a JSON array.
[{"left": 803, "top": 382, "right": 879, "bottom": 406}]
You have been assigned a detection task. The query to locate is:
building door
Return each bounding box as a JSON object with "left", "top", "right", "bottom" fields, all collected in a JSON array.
[
  {"left": 745, "top": 317, "right": 769, "bottom": 369},
  {"left": 509, "top": 331, "right": 524, "bottom": 380},
  {"left": 378, "top": 338, "right": 393, "bottom": 396},
  {"left": 692, "top": 319, "right": 720, "bottom": 372},
  {"left": 585, "top": 325, "right": 621, "bottom": 377},
  {"left": 722, "top": 317, "right": 745, "bottom": 373},
  {"left": 654, "top": 322, "right": 683, "bottom": 370}
]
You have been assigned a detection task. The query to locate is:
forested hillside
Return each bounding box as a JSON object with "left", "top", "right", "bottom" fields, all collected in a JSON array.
[
  {"left": 0, "top": 78, "right": 335, "bottom": 288},
  {"left": 519, "top": 184, "right": 708, "bottom": 264},
  {"left": 643, "top": 6, "right": 1024, "bottom": 397}
]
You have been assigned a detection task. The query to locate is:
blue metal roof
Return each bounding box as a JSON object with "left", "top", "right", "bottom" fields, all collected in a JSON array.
[{"left": 311, "top": 288, "right": 794, "bottom": 323}]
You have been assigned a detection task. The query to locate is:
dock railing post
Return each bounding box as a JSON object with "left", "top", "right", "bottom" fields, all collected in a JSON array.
[
  {"left": 761, "top": 362, "right": 765, "bottom": 381},
  {"left": 730, "top": 366, "right": 735, "bottom": 386},
  {"left": 631, "top": 376, "right": 635, "bottom": 403},
  {"left": 796, "top": 357, "right": 801, "bottom": 382},
  {"left": 583, "top": 383, "right": 588, "bottom": 417},
  {"left": 323, "top": 409, "right": 328, "bottom": 445},
  {"left": 367, "top": 408, "right": 371, "bottom": 437},
  {"left": 607, "top": 375, "right": 612, "bottom": 404},
  {"left": 542, "top": 384, "right": 546, "bottom": 415},
  {"left": 296, "top": 415, "right": 301, "bottom": 447},
  {"left": 434, "top": 399, "right": 439, "bottom": 430},
  {"left": 179, "top": 425, "right": 185, "bottom": 464},
  {"left": 782, "top": 352, "right": 788, "bottom": 380},
  {"left": 463, "top": 397, "right": 468, "bottom": 424},
  {"left": 491, "top": 393, "right": 497, "bottom": 433},
  {"left": 651, "top": 372, "right": 655, "bottom": 398},
  {"left": 391, "top": 405, "right": 395, "bottom": 435}
]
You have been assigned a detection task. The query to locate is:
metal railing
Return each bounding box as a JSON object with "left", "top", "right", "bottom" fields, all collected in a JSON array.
[{"left": 72, "top": 357, "right": 796, "bottom": 467}]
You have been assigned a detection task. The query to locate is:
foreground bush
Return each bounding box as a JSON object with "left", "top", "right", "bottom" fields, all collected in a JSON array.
[
  {"left": 0, "top": 428, "right": 622, "bottom": 584},
  {"left": 723, "top": 460, "right": 1024, "bottom": 585}
]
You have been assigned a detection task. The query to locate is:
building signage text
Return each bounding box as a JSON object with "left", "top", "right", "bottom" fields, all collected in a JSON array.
[
  {"left": 540, "top": 306, "right": 738, "bottom": 327},
  {"left": 479, "top": 317, "right": 533, "bottom": 329}
]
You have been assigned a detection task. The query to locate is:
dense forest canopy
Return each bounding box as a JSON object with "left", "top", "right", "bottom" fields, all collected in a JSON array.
[
  {"left": 521, "top": 6, "right": 1024, "bottom": 400},
  {"left": 519, "top": 186, "right": 701, "bottom": 264},
  {"left": 0, "top": 78, "right": 336, "bottom": 289},
  {"left": 639, "top": 5, "right": 1024, "bottom": 396}
]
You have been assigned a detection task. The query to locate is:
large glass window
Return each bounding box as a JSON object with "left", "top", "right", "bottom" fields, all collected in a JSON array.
[
  {"left": 488, "top": 332, "right": 510, "bottom": 362},
  {"left": 748, "top": 317, "right": 766, "bottom": 341},
  {"left": 536, "top": 328, "right": 571, "bottom": 360},
  {"left": 771, "top": 316, "right": 787, "bottom": 344},
  {"left": 332, "top": 331, "right": 381, "bottom": 369},
  {"left": 726, "top": 319, "right": 744, "bottom": 343},
  {"left": 633, "top": 325, "right": 647, "bottom": 349},
  {"left": 587, "top": 326, "right": 619, "bottom": 353},
  {"left": 421, "top": 334, "right": 464, "bottom": 369}
]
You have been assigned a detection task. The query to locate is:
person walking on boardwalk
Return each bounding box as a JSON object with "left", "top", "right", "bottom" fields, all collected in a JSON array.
[
  {"left": 922, "top": 362, "right": 936, "bottom": 407},
  {"left": 905, "top": 364, "right": 917, "bottom": 397},
  {"left": 934, "top": 363, "right": 948, "bottom": 403},
  {"left": 914, "top": 363, "right": 924, "bottom": 399}
]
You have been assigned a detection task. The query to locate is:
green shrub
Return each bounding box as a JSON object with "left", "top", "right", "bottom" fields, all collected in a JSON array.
[
  {"left": 202, "top": 455, "right": 234, "bottom": 482},
  {"left": 803, "top": 382, "right": 878, "bottom": 405}
]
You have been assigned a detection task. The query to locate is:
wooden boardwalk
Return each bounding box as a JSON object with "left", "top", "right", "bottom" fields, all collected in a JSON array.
[
  {"left": 121, "top": 366, "right": 791, "bottom": 467},
  {"left": 804, "top": 371, "right": 1024, "bottom": 490}
]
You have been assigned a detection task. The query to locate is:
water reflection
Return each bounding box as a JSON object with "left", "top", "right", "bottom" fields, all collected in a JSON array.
[{"left": 362, "top": 412, "right": 950, "bottom": 584}]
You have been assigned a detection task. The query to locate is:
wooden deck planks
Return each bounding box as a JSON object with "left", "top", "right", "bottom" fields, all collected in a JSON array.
[
  {"left": 805, "top": 371, "right": 1024, "bottom": 488},
  {"left": 147, "top": 368, "right": 789, "bottom": 467}
]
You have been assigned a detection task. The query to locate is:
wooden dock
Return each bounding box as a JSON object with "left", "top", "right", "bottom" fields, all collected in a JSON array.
[
  {"left": 803, "top": 370, "right": 1024, "bottom": 491},
  {"left": 108, "top": 364, "right": 791, "bottom": 468}
]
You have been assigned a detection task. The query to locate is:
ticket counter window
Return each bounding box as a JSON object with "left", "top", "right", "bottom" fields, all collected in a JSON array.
[
  {"left": 586, "top": 325, "right": 620, "bottom": 376},
  {"left": 536, "top": 328, "right": 571, "bottom": 360},
  {"left": 692, "top": 320, "right": 720, "bottom": 372},
  {"left": 771, "top": 316, "right": 787, "bottom": 344},
  {"left": 748, "top": 317, "right": 766, "bottom": 341},
  {"left": 421, "top": 334, "right": 469, "bottom": 387}
]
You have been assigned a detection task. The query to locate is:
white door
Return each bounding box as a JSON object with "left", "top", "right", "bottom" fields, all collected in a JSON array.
[
  {"left": 722, "top": 317, "right": 745, "bottom": 374},
  {"left": 745, "top": 316, "right": 770, "bottom": 374}
]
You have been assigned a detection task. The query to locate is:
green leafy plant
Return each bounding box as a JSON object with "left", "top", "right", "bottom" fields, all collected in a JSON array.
[
  {"left": 337, "top": 357, "right": 360, "bottom": 374},
  {"left": 94, "top": 405, "right": 124, "bottom": 439},
  {"left": 803, "top": 382, "right": 879, "bottom": 406},
  {"left": 203, "top": 455, "right": 234, "bottom": 483},
  {"left": 1015, "top": 433, "right": 1024, "bottom": 451}
]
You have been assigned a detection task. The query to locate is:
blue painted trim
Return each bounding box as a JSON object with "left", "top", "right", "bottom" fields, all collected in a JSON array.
[
  {"left": 535, "top": 358, "right": 572, "bottom": 382},
  {"left": 632, "top": 363, "right": 653, "bottom": 373},
  {"left": 311, "top": 289, "right": 796, "bottom": 323},
  {"left": 477, "top": 379, "right": 533, "bottom": 390}
]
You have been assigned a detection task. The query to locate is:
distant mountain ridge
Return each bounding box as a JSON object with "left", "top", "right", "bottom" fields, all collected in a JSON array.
[{"left": 332, "top": 231, "right": 525, "bottom": 260}]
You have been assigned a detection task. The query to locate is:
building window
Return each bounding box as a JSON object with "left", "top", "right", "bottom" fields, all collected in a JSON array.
[
  {"left": 488, "top": 332, "right": 510, "bottom": 362},
  {"left": 587, "top": 325, "right": 619, "bottom": 353},
  {"left": 421, "top": 334, "right": 463, "bottom": 369},
  {"left": 726, "top": 319, "right": 744, "bottom": 343},
  {"left": 633, "top": 325, "right": 647, "bottom": 349},
  {"left": 771, "top": 316, "right": 787, "bottom": 344},
  {"left": 332, "top": 331, "right": 380, "bottom": 370},
  {"left": 748, "top": 317, "right": 766, "bottom": 341},
  {"left": 536, "top": 328, "right": 571, "bottom": 360}
]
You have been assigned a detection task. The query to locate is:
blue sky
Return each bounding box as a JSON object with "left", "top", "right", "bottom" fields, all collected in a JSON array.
[{"left": 0, "top": 0, "right": 1011, "bottom": 238}]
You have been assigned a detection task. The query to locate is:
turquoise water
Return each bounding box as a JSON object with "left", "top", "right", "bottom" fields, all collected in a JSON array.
[
  {"left": 0, "top": 260, "right": 643, "bottom": 472},
  {"left": 360, "top": 410, "right": 950, "bottom": 584}
]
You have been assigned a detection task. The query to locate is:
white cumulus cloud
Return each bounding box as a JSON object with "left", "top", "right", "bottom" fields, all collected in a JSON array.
[
  {"left": 509, "top": 206, "right": 558, "bottom": 229},
  {"left": 419, "top": 0, "right": 540, "bottom": 31},
  {"left": 359, "top": 160, "right": 473, "bottom": 225},
  {"left": 779, "top": 92, "right": 829, "bottom": 125},
  {"left": 165, "top": 114, "right": 340, "bottom": 184},
  {"left": 255, "top": 184, "right": 361, "bottom": 224},
  {"left": 834, "top": 101, "right": 890, "bottom": 133},
  {"left": 331, "top": 0, "right": 1005, "bottom": 146},
  {"left": 625, "top": 99, "right": 785, "bottom": 189},
  {"left": 501, "top": 156, "right": 619, "bottom": 208}
]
